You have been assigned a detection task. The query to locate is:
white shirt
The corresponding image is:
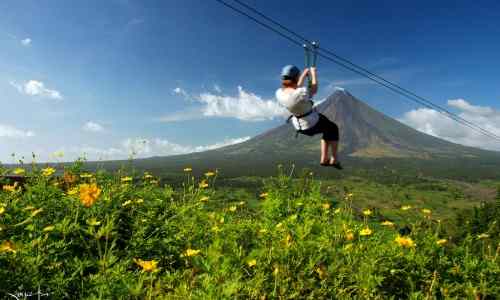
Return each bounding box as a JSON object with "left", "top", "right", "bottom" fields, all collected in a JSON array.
[{"left": 276, "top": 87, "right": 319, "bottom": 130}]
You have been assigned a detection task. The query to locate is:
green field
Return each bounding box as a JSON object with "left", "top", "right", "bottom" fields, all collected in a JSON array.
[{"left": 1, "top": 162, "right": 499, "bottom": 299}]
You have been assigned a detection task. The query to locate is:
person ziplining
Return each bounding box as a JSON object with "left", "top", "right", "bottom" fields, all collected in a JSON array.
[{"left": 275, "top": 42, "right": 342, "bottom": 169}]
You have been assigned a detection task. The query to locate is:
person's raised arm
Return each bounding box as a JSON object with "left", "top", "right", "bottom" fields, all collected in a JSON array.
[
  {"left": 297, "top": 68, "right": 310, "bottom": 87},
  {"left": 309, "top": 67, "right": 318, "bottom": 96}
]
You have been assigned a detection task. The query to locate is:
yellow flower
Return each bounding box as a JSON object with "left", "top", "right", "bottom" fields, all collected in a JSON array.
[
  {"left": 121, "top": 176, "right": 133, "bottom": 183},
  {"left": 31, "top": 208, "right": 43, "bottom": 217},
  {"left": 345, "top": 231, "right": 355, "bottom": 241},
  {"left": 284, "top": 234, "right": 293, "bottom": 247},
  {"left": 211, "top": 225, "right": 221, "bottom": 233},
  {"left": 401, "top": 205, "right": 412, "bottom": 211},
  {"left": 200, "top": 196, "right": 209, "bottom": 202},
  {"left": 259, "top": 192, "right": 268, "bottom": 198},
  {"left": 183, "top": 167, "right": 192, "bottom": 172},
  {"left": 334, "top": 208, "right": 341, "bottom": 214},
  {"left": 363, "top": 209, "right": 372, "bottom": 216},
  {"left": 275, "top": 222, "right": 283, "bottom": 229},
  {"left": 395, "top": 235, "right": 415, "bottom": 248},
  {"left": 199, "top": 180, "right": 209, "bottom": 189},
  {"left": 273, "top": 266, "right": 279, "bottom": 277},
  {"left": 477, "top": 233, "right": 490, "bottom": 240},
  {"left": 316, "top": 265, "right": 328, "bottom": 280},
  {"left": 0, "top": 240, "right": 16, "bottom": 253},
  {"left": 79, "top": 183, "right": 101, "bottom": 208},
  {"left": 134, "top": 258, "right": 158, "bottom": 273},
  {"left": 421, "top": 208, "right": 432, "bottom": 215},
  {"left": 347, "top": 193, "right": 354, "bottom": 198},
  {"left": 42, "top": 225, "right": 55, "bottom": 232},
  {"left": 2, "top": 184, "right": 18, "bottom": 193},
  {"left": 80, "top": 173, "right": 93, "bottom": 179},
  {"left": 259, "top": 228, "right": 268, "bottom": 234},
  {"left": 0, "top": 206, "right": 5, "bottom": 215},
  {"left": 381, "top": 220, "right": 395, "bottom": 227},
  {"left": 122, "top": 200, "right": 133, "bottom": 207},
  {"left": 247, "top": 259, "right": 257, "bottom": 268},
  {"left": 359, "top": 227, "right": 373, "bottom": 236},
  {"left": 205, "top": 171, "right": 215, "bottom": 177},
  {"left": 436, "top": 239, "right": 447, "bottom": 246},
  {"left": 144, "top": 173, "right": 154, "bottom": 179},
  {"left": 41, "top": 167, "right": 56, "bottom": 177},
  {"left": 184, "top": 248, "right": 201, "bottom": 257},
  {"left": 229, "top": 206, "right": 237, "bottom": 212},
  {"left": 238, "top": 201, "right": 245, "bottom": 206},
  {"left": 135, "top": 199, "right": 144, "bottom": 204},
  {"left": 13, "top": 168, "right": 25, "bottom": 175},
  {"left": 67, "top": 187, "right": 79, "bottom": 196},
  {"left": 322, "top": 203, "right": 331, "bottom": 210},
  {"left": 86, "top": 218, "right": 102, "bottom": 226}
]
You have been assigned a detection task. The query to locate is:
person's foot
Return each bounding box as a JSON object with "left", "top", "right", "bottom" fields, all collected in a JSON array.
[
  {"left": 320, "top": 158, "right": 343, "bottom": 169},
  {"left": 330, "top": 158, "right": 343, "bottom": 170},
  {"left": 320, "top": 158, "right": 330, "bottom": 166},
  {"left": 331, "top": 161, "right": 343, "bottom": 170}
]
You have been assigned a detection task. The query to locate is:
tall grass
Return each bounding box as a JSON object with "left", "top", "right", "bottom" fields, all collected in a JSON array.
[{"left": 0, "top": 163, "right": 498, "bottom": 299}]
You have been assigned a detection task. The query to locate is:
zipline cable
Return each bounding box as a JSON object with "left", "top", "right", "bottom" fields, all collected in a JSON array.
[
  {"left": 215, "top": 0, "right": 500, "bottom": 141},
  {"left": 228, "top": 0, "right": 500, "bottom": 141}
]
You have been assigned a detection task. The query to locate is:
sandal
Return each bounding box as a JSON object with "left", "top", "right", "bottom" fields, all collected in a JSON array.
[
  {"left": 320, "top": 161, "right": 343, "bottom": 170},
  {"left": 331, "top": 161, "right": 343, "bottom": 170}
]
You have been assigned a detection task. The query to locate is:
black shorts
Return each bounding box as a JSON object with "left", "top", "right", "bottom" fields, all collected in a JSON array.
[{"left": 298, "top": 113, "right": 339, "bottom": 141}]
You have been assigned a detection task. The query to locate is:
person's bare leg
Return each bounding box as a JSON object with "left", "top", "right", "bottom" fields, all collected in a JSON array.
[
  {"left": 329, "top": 141, "right": 338, "bottom": 164},
  {"left": 320, "top": 139, "right": 329, "bottom": 164}
]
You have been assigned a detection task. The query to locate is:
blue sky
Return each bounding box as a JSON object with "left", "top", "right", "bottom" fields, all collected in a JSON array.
[{"left": 1, "top": 0, "right": 500, "bottom": 162}]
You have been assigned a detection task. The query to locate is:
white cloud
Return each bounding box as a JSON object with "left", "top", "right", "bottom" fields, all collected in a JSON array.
[
  {"left": 83, "top": 121, "right": 104, "bottom": 132},
  {"left": 199, "top": 86, "right": 288, "bottom": 121},
  {"left": 53, "top": 136, "right": 251, "bottom": 161},
  {"left": 399, "top": 99, "right": 500, "bottom": 151},
  {"left": 160, "top": 86, "right": 287, "bottom": 122},
  {"left": 10, "top": 80, "right": 63, "bottom": 100},
  {"left": 173, "top": 87, "right": 188, "bottom": 98},
  {"left": 21, "top": 38, "right": 31, "bottom": 46},
  {"left": 448, "top": 99, "right": 495, "bottom": 116},
  {"left": 213, "top": 84, "right": 222, "bottom": 93},
  {"left": 0, "top": 124, "right": 35, "bottom": 138},
  {"left": 121, "top": 136, "right": 251, "bottom": 157}
]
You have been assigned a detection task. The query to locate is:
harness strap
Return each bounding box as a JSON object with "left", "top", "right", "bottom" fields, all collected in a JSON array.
[{"left": 286, "top": 106, "right": 317, "bottom": 138}]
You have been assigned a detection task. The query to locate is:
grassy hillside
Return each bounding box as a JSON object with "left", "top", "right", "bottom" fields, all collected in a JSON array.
[{"left": 0, "top": 164, "right": 499, "bottom": 298}]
